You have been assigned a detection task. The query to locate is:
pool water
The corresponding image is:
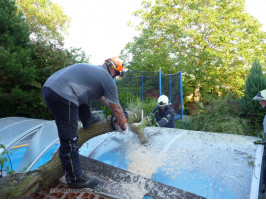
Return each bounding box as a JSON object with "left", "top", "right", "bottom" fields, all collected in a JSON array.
[{"left": 2, "top": 144, "right": 59, "bottom": 173}]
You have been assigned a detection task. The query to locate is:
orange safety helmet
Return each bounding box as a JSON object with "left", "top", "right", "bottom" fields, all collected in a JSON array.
[{"left": 105, "top": 57, "right": 123, "bottom": 72}]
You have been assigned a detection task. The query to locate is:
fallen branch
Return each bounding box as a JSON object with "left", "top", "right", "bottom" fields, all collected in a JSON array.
[{"left": 129, "top": 117, "right": 150, "bottom": 143}]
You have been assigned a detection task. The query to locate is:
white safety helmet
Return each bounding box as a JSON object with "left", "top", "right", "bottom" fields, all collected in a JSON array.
[
  {"left": 253, "top": 90, "right": 266, "bottom": 101},
  {"left": 157, "top": 95, "right": 169, "bottom": 106}
]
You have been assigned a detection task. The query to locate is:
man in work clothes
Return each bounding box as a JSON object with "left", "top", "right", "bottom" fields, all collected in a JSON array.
[
  {"left": 148, "top": 95, "right": 175, "bottom": 128},
  {"left": 253, "top": 89, "right": 266, "bottom": 144},
  {"left": 42, "top": 57, "right": 127, "bottom": 189}
]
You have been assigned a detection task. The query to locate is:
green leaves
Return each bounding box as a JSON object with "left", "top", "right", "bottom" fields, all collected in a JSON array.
[
  {"left": 0, "top": 143, "right": 13, "bottom": 177},
  {"left": 15, "top": 0, "right": 71, "bottom": 43},
  {"left": 0, "top": 0, "right": 37, "bottom": 117},
  {"left": 122, "top": 0, "right": 266, "bottom": 103},
  {"left": 0, "top": 0, "right": 90, "bottom": 118},
  {"left": 240, "top": 58, "right": 266, "bottom": 118}
]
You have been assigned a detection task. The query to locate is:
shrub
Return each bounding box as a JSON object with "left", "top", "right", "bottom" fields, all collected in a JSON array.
[
  {"left": 102, "top": 91, "right": 158, "bottom": 119},
  {"left": 177, "top": 94, "right": 255, "bottom": 136},
  {"left": 102, "top": 91, "right": 140, "bottom": 117},
  {"left": 240, "top": 59, "right": 266, "bottom": 119},
  {"left": 127, "top": 97, "right": 157, "bottom": 116},
  {"left": 240, "top": 58, "right": 266, "bottom": 134},
  {"left": 0, "top": 143, "right": 15, "bottom": 177}
]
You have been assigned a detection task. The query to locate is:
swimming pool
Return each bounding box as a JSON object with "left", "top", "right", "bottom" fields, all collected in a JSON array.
[
  {"left": 0, "top": 117, "right": 264, "bottom": 198},
  {"left": 2, "top": 143, "right": 59, "bottom": 173},
  {"left": 78, "top": 128, "right": 263, "bottom": 199}
]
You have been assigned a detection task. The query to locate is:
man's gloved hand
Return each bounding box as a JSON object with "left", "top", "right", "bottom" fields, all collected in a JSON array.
[
  {"left": 258, "top": 131, "right": 265, "bottom": 139},
  {"left": 147, "top": 113, "right": 155, "bottom": 126},
  {"left": 110, "top": 111, "right": 128, "bottom": 134},
  {"left": 254, "top": 131, "right": 266, "bottom": 145},
  {"left": 120, "top": 123, "right": 128, "bottom": 134}
]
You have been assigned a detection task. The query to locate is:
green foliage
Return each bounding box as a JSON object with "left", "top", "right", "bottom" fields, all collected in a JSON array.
[
  {"left": 102, "top": 106, "right": 113, "bottom": 118},
  {"left": 122, "top": 0, "right": 266, "bottom": 103},
  {"left": 33, "top": 41, "right": 90, "bottom": 85},
  {"left": 102, "top": 91, "right": 140, "bottom": 117},
  {"left": 127, "top": 97, "right": 157, "bottom": 116},
  {"left": 240, "top": 58, "right": 266, "bottom": 133},
  {"left": 101, "top": 91, "right": 157, "bottom": 118},
  {"left": 240, "top": 59, "right": 266, "bottom": 117},
  {"left": 0, "top": 0, "right": 90, "bottom": 119},
  {"left": 0, "top": 143, "right": 14, "bottom": 177},
  {"left": 0, "top": 0, "right": 37, "bottom": 117},
  {"left": 0, "top": 156, "right": 8, "bottom": 177},
  {"left": 16, "top": 0, "right": 71, "bottom": 43},
  {"left": 177, "top": 94, "right": 255, "bottom": 136},
  {"left": 7, "top": 0, "right": 89, "bottom": 119}
]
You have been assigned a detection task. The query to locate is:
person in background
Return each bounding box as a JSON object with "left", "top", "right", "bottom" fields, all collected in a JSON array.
[
  {"left": 253, "top": 89, "right": 266, "bottom": 144},
  {"left": 148, "top": 95, "right": 175, "bottom": 128},
  {"left": 42, "top": 57, "right": 127, "bottom": 189}
]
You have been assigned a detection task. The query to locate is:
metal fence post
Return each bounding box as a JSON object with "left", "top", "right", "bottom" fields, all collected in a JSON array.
[
  {"left": 141, "top": 75, "right": 144, "bottom": 102},
  {"left": 179, "top": 71, "right": 183, "bottom": 119},
  {"left": 169, "top": 75, "right": 172, "bottom": 103},
  {"left": 159, "top": 69, "right": 161, "bottom": 96}
]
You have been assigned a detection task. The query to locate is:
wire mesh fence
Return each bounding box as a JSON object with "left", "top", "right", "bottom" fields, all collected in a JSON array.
[
  {"left": 90, "top": 70, "right": 183, "bottom": 120},
  {"left": 117, "top": 71, "right": 160, "bottom": 101},
  {"left": 161, "top": 72, "right": 183, "bottom": 119}
]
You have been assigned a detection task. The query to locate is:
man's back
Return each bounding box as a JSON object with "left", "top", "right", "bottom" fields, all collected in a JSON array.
[{"left": 44, "top": 64, "right": 119, "bottom": 106}]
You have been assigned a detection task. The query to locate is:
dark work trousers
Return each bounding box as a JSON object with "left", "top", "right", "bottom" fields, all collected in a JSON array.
[{"left": 42, "top": 87, "right": 91, "bottom": 181}]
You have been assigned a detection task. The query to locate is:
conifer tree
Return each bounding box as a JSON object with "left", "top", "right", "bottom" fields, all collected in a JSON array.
[
  {"left": 0, "top": 0, "right": 37, "bottom": 117},
  {"left": 240, "top": 59, "right": 266, "bottom": 120}
]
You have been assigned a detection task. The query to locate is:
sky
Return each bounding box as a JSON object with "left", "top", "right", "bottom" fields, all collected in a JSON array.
[{"left": 53, "top": 0, "right": 266, "bottom": 65}]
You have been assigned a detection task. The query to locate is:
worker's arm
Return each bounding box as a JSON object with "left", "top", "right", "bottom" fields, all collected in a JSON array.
[
  {"left": 100, "top": 96, "right": 127, "bottom": 131},
  {"left": 155, "top": 117, "right": 169, "bottom": 127},
  {"left": 155, "top": 109, "right": 174, "bottom": 128},
  {"left": 108, "top": 103, "right": 127, "bottom": 131},
  {"left": 100, "top": 96, "right": 127, "bottom": 130},
  {"left": 100, "top": 96, "right": 110, "bottom": 107},
  {"left": 146, "top": 106, "right": 158, "bottom": 125}
]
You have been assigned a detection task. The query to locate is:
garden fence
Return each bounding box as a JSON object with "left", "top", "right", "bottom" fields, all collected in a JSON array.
[{"left": 90, "top": 70, "right": 183, "bottom": 120}]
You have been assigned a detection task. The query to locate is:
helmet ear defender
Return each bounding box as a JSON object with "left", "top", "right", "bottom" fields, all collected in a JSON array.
[
  {"left": 104, "top": 57, "right": 124, "bottom": 77},
  {"left": 120, "top": 71, "right": 124, "bottom": 77},
  {"left": 108, "top": 59, "right": 116, "bottom": 69}
]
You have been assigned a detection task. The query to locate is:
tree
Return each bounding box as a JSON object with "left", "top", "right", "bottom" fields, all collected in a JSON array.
[
  {"left": 0, "top": 0, "right": 37, "bottom": 117},
  {"left": 122, "top": 0, "right": 266, "bottom": 102},
  {"left": 0, "top": 0, "right": 90, "bottom": 118},
  {"left": 240, "top": 59, "right": 266, "bottom": 127},
  {"left": 15, "top": 0, "right": 71, "bottom": 43},
  {"left": 121, "top": 29, "right": 176, "bottom": 74}
]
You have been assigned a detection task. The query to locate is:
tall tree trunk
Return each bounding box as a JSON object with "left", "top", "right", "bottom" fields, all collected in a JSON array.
[
  {"left": 193, "top": 80, "right": 201, "bottom": 103},
  {"left": 0, "top": 109, "right": 142, "bottom": 198}
]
